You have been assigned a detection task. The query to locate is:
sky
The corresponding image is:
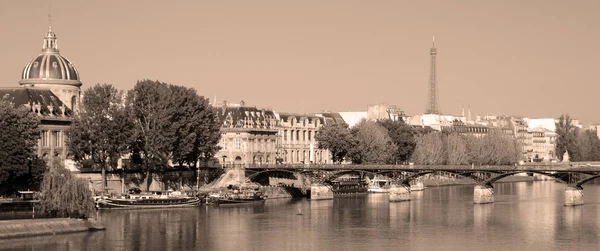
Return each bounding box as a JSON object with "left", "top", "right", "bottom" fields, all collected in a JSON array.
[{"left": 1, "top": 0, "right": 599, "bottom": 123}]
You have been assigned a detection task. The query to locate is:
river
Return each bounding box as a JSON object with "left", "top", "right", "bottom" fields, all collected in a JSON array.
[{"left": 1, "top": 180, "right": 599, "bottom": 250}]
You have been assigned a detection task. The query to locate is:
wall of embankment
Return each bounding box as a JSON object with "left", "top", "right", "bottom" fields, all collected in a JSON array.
[{"left": 0, "top": 218, "right": 105, "bottom": 239}]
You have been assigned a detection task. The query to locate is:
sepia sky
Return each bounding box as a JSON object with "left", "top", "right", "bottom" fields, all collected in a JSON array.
[{"left": 1, "top": 0, "right": 599, "bottom": 123}]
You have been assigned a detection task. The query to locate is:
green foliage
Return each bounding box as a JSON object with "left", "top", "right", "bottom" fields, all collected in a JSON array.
[
  {"left": 315, "top": 122, "right": 354, "bottom": 163},
  {"left": 555, "top": 114, "right": 577, "bottom": 161},
  {"left": 377, "top": 120, "right": 419, "bottom": 163},
  {"left": 444, "top": 133, "right": 469, "bottom": 165},
  {"left": 0, "top": 98, "right": 44, "bottom": 195},
  {"left": 411, "top": 132, "right": 445, "bottom": 165},
  {"left": 38, "top": 165, "right": 95, "bottom": 218},
  {"left": 127, "top": 80, "right": 221, "bottom": 189},
  {"left": 348, "top": 120, "right": 397, "bottom": 164},
  {"left": 67, "top": 84, "right": 134, "bottom": 193},
  {"left": 570, "top": 129, "right": 600, "bottom": 161},
  {"left": 411, "top": 130, "right": 519, "bottom": 165}
]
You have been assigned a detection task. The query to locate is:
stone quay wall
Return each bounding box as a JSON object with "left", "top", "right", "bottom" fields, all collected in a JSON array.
[{"left": 0, "top": 218, "right": 105, "bottom": 239}]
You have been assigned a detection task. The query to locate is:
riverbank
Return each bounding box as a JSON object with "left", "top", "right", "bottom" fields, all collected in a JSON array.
[{"left": 0, "top": 218, "right": 105, "bottom": 239}]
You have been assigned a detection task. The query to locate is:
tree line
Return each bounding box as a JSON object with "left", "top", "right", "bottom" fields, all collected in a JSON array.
[
  {"left": 68, "top": 80, "right": 222, "bottom": 193},
  {"left": 316, "top": 119, "right": 520, "bottom": 165},
  {"left": 555, "top": 114, "right": 600, "bottom": 162}
]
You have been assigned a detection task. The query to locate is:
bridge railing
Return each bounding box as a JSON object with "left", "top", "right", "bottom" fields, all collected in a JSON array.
[{"left": 244, "top": 162, "right": 600, "bottom": 172}]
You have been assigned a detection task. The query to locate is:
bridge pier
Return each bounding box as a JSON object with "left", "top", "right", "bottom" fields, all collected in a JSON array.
[
  {"left": 473, "top": 184, "right": 494, "bottom": 204},
  {"left": 389, "top": 184, "right": 411, "bottom": 202},
  {"left": 309, "top": 184, "right": 333, "bottom": 200},
  {"left": 564, "top": 186, "right": 584, "bottom": 206}
]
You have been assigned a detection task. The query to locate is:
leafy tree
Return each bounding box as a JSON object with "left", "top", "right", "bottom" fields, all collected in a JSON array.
[
  {"left": 443, "top": 133, "right": 469, "bottom": 165},
  {"left": 377, "top": 120, "right": 418, "bottom": 163},
  {"left": 411, "top": 132, "right": 445, "bottom": 165},
  {"left": 0, "top": 98, "right": 45, "bottom": 195},
  {"left": 555, "top": 114, "right": 577, "bottom": 161},
  {"left": 67, "top": 84, "right": 134, "bottom": 195},
  {"left": 168, "top": 85, "right": 221, "bottom": 189},
  {"left": 571, "top": 129, "right": 600, "bottom": 161},
  {"left": 348, "top": 120, "right": 397, "bottom": 164},
  {"left": 128, "top": 80, "right": 178, "bottom": 190},
  {"left": 38, "top": 163, "right": 95, "bottom": 218},
  {"left": 478, "top": 130, "right": 520, "bottom": 165},
  {"left": 315, "top": 122, "right": 354, "bottom": 164},
  {"left": 127, "top": 80, "right": 221, "bottom": 190}
]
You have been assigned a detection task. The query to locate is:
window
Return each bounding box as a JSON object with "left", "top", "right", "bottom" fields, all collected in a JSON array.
[
  {"left": 296, "top": 131, "right": 300, "bottom": 141},
  {"left": 235, "top": 138, "right": 241, "bottom": 150},
  {"left": 283, "top": 130, "right": 287, "bottom": 141},
  {"left": 41, "top": 131, "right": 49, "bottom": 147},
  {"left": 222, "top": 138, "right": 228, "bottom": 150},
  {"left": 54, "top": 131, "right": 62, "bottom": 147},
  {"left": 308, "top": 131, "right": 312, "bottom": 141}
]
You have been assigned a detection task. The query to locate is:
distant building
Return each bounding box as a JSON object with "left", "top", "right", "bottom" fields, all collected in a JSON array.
[
  {"left": 338, "top": 111, "right": 368, "bottom": 127},
  {"left": 528, "top": 127, "right": 556, "bottom": 162},
  {"left": 214, "top": 101, "right": 279, "bottom": 167},
  {"left": 367, "top": 104, "right": 405, "bottom": 121},
  {"left": 0, "top": 26, "right": 82, "bottom": 167},
  {"left": 275, "top": 112, "right": 333, "bottom": 164}
]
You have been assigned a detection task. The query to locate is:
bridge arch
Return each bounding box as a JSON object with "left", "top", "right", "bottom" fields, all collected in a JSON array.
[
  {"left": 480, "top": 171, "right": 564, "bottom": 185},
  {"left": 573, "top": 174, "right": 600, "bottom": 188},
  {"left": 245, "top": 169, "right": 299, "bottom": 183},
  {"left": 322, "top": 170, "right": 377, "bottom": 184}
]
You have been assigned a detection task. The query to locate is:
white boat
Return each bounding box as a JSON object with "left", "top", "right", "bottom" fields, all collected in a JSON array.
[
  {"left": 367, "top": 177, "right": 391, "bottom": 193},
  {"left": 410, "top": 181, "right": 426, "bottom": 191}
]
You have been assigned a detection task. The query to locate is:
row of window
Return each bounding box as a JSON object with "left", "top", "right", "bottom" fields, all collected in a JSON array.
[
  {"left": 283, "top": 129, "right": 314, "bottom": 142},
  {"left": 220, "top": 138, "right": 278, "bottom": 152},
  {"left": 40, "top": 130, "right": 63, "bottom": 148}
]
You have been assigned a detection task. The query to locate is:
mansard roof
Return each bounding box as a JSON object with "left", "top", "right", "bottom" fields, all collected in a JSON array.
[
  {"left": 217, "top": 105, "right": 278, "bottom": 131},
  {"left": 0, "top": 87, "right": 73, "bottom": 118},
  {"left": 277, "top": 112, "right": 324, "bottom": 123}
]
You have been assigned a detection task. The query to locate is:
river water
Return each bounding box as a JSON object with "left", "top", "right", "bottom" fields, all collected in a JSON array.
[{"left": 2, "top": 180, "right": 600, "bottom": 251}]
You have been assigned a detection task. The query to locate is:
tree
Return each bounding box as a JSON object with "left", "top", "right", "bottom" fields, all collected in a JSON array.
[
  {"left": 168, "top": 86, "right": 221, "bottom": 189},
  {"left": 411, "top": 132, "right": 445, "bottom": 165},
  {"left": 315, "top": 122, "right": 354, "bottom": 164},
  {"left": 348, "top": 120, "right": 397, "bottom": 164},
  {"left": 67, "top": 84, "right": 134, "bottom": 195},
  {"left": 0, "top": 98, "right": 45, "bottom": 195},
  {"left": 444, "top": 133, "right": 469, "bottom": 165},
  {"left": 571, "top": 129, "right": 600, "bottom": 161},
  {"left": 38, "top": 163, "right": 95, "bottom": 218},
  {"left": 555, "top": 114, "right": 577, "bottom": 161},
  {"left": 128, "top": 80, "right": 178, "bottom": 190},
  {"left": 478, "top": 130, "right": 520, "bottom": 165},
  {"left": 127, "top": 80, "right": 221, "bottom": 190},
  {"left": 377, "top": 120, "right": 418, "bottom": 163}
]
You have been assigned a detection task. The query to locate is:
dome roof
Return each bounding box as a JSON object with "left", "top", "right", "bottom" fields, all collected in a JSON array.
[
  {"left": 22, "top": 54, "right": 79, "bottom": 81},
  {"left": 20, "top": 27, "right": 81, "bottom": 85}
]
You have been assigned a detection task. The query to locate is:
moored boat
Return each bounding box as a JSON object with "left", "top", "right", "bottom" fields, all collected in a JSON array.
[
  {"left": 410, "top": 182, "right": 426, "bottom": 191},
  {"left": 206, "top": 186, "right": 267, "bottom": 206},
  {"left": 367, "top": 178, "right": 391, "bottom": 193},
  {"left": 96, "top": 190, "right": 202, "bottom": 210},
  {"left": 331, "top": 178, "right": 368, "bottom": 195}
]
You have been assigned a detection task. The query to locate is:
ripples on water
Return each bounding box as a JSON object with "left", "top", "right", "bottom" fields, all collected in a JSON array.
[{"left": 2, "top": 181, "right": 599, "bottom": 251}]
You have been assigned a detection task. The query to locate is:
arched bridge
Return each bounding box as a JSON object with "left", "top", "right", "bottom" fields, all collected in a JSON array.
[{"left": 243, "top": 162, "right": 600, "bottom": 206}]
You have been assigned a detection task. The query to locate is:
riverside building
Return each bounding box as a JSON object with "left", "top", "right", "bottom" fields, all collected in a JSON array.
[{"left": 0, "top": 26, "right": 81, "bottom": 166}]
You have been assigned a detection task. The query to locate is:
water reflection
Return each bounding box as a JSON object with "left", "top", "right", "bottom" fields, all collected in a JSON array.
[{"left": 3, "top": 181, "right": 600, "bottom": 250}]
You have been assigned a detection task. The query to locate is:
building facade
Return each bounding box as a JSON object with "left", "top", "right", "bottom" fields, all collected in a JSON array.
[
  {"left": 0, "top": 27, "right": 81, "bottom": 165},
  {"left": 276, "top": 113, "right": 333, "bottom": 164},
  {"left": 215, "top": 101, "right": 280, "bottom": 167}
]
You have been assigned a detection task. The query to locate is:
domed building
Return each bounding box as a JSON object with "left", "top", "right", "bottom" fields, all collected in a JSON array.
[
  {"left": 19, "top": 26, "right": 82, "bottom": 110},
  {"left": 0, "top": 26, "right": 82, "bottom": 162}
]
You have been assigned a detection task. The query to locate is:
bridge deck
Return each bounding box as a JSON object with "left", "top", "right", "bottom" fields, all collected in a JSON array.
[{"left": 244, "top": 163, "right": 600, "bottom": 172}]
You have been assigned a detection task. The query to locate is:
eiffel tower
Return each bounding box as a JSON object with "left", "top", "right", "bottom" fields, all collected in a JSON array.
[{"left": 425, "top": 36, "right": 440, "bottom": 114}]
